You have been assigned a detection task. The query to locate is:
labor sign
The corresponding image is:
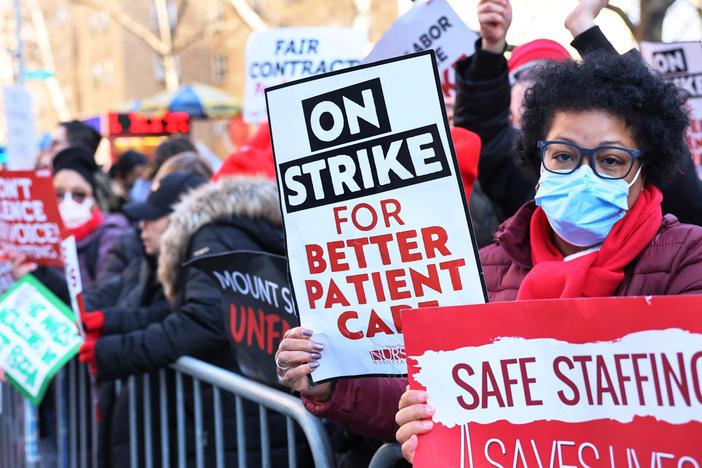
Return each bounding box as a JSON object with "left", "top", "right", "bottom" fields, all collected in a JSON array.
[
  {"left": 403, "top": 295, "right": 702, "bottom": 468},
  {"left": 266, "top": 51, "right": 486, "bottom": 382},
  {"left": 363, "top": 0, "right": 478, "bottom": 101},
  {"left": 0, "top": 170, "right": 66, "bottom": 266}
]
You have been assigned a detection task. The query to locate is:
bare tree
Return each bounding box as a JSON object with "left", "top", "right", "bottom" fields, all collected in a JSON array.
[
  {"left": 221, "top": 0, "right": 267, "bottom": 31},
  {"left": 70, "top": 0, "right": 230, "bottom": 91},
  {"left": 27, "top": 0, "right": 71, "bottom": 120},
  {"left": 606, "top": 0, "right": 676, "bottom": 41}
]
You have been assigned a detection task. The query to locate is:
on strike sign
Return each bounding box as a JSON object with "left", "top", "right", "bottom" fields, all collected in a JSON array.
[
  {"left": 0, "top": 170, "right": 65, "bottom": 266},
  {"left": 641, "top": 41, "right": 702, "bottom": 178},
  {"left": 244, "top": 27, "right": 366, "bottom": 123},
  {"left": 403, "top": 296, "right": 702, "bottom": 468},
  {"left": 266, "top": 51, "right": 486, "bottom": 382}
]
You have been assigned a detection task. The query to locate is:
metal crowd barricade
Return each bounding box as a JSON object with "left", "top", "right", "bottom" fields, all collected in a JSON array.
[
  {"left": 368, "top": 443, "right": 405, "bottom": 468},
  {"left": 1, "top": 355, "right": 335, "bottom": 467},
  {"left": 3, "top": 358, "right": 409, "bottom": 468}
]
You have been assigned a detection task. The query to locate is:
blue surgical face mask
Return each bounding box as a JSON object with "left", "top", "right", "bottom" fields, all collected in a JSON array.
[{"left": 534, "top": 164, "right": 642, "bottom": 247}]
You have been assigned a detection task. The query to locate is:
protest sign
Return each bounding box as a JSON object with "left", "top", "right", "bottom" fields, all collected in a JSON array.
[
  {"left": 403, "top": 295, "right": 702, "bottom": 468},
  {"left": 266, "top": 50, "right": 487, "bottom": 382},
  {"left": 641, "top": 41, "right": 702, "bottom": 178},
  {"left": 2, "top": 86, "right": 37, "bottom": 170},
  {"left": 0, "top": 170, "right": 66, "bottom": 266},
  {"left": 244, "top": 27, "right": 366, "bottom": 123},
  {"left": 0, "top": 274, "right": 82, "bottom": 405},
  {"left": 188, "top": 250, "right": 298, "bottom": 386},
  {"left": 363, "top": 0, "right": 478, "bottom": 102}
]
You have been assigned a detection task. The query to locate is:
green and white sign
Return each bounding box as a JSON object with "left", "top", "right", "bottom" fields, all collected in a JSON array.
[{"left": 0, "top": 275, "right": 82, "bottom": 405}]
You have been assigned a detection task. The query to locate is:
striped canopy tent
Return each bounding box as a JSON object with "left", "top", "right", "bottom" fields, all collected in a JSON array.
[{"left": 137, "top": 83, "right": 242, "bottom": 119}]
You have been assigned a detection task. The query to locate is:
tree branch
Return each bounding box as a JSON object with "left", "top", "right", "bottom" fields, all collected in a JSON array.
[
  {"left": 71, "top": 0, "right": 168, "bottom": 55},
  {"left": 605, "top": 4, "right": 637, "bottom": 37},
  {"left": 172, "top": 18, "right": 232, "bottom": 53},
  {"left": 219, "top": 0, "right": 267, "bottom": 32}
]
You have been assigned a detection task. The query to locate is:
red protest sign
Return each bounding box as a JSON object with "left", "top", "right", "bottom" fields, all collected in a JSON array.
[
  {"left": 403, "top": 296, "right": 702, "bottom": 468},
  {"left": 0, "top": 170, "right": 66, "bottom": 266}
]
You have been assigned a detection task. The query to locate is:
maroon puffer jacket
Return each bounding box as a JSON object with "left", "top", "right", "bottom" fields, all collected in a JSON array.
[
  {"left": 482, "top": 201, "right": 702, "bottom": 301},
  {"left": 303, "top": 200, "right": 702, "bottom": 441}
]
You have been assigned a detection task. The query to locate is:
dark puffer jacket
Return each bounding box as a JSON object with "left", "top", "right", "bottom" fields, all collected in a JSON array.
[
  {"left": 94, "top": 176, "right": 311, "bottom": 467},
  {"left": 32, "top": 212, "right": 128, "bottom": 304},
  {"left": 301, "top": 200, "right": 702, "bottom": 441},
  {"left": 84, "top": 253, "right": 169, "bottom": 468}
]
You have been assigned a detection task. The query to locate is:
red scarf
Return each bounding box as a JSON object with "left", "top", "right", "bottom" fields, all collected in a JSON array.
[
  {"left": 71, "top": 209, "right": 104, "bottom": 242},
  {"left": 516, "top": 185, "right": 663, "bottom": 300}
]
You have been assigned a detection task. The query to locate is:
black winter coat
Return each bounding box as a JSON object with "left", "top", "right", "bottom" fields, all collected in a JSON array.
[
  {"left": 85, "top": 252, "right": 169, "bottom": 468},
  {"left": 94, "top": 177, "right": 312, "bottom": 467}
]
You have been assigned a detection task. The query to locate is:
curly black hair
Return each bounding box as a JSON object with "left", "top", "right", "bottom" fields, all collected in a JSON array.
[{"left": 517, "top": 51, "right": 689, "bottom": 187}]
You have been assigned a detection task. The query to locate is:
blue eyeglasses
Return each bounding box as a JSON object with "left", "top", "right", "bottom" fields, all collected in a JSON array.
[{"left": 538, "top": 140, "right": 642, "bottom": 180}]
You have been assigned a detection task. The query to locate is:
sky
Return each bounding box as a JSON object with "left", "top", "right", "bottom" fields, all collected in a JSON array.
[{"left": 441, "top": 0, "right": 702, "bottom": 55}]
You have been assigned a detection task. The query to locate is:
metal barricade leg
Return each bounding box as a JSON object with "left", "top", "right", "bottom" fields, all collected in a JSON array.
[
  {"left": 259, "top": 406, "right": 270, "bottom": 468},
  {"left": 143, "top": 374, "right": 153, "bottom": 468},
  {"left": 128, "top": 376, "right": 138, "bottom": 468},
  {"left": 286, "top": 416, "right": 297, "bottom": 468},
  {"left": 212, "top": 386, "right": 224, "bottom": 468},
  {"left": 192, "top": 378, "right": 204, "bottom": 468},
  {"left": 55, "top": 368, "right": 68, "bottom": 468},
  {"left": 235, "top": 395, "right": 246, "bottom": 468},
  {"left": 68, "top": 360, "right": 77, "bottom": 468},
  {"left": 158, "top": 369, "right": 169, "bottom": 468},
  {"left": 175, "top": 371, "right": 185, "bottom": 468},
  {"left": 23, "top": 399, "right": 40, "bottom": 468},
  {"left": 79, "top": 365, "right": 87, "bottom": 468}
]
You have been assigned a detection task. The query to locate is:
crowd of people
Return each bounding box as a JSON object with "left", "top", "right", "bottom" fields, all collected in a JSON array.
[{"left": 1, "top": 0, "right": 701, "bottom": 466}]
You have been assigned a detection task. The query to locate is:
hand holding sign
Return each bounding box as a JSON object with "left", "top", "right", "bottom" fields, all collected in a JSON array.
[
  {"left": 395, "top": 387, "right": 435, "bottom": 463},
  {"left": 274, "top": 327, "right": 334, "bottom": 401}
]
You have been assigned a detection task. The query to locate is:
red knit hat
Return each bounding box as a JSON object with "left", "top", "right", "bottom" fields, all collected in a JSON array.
[
  {"left": 507, "top": 39, "right": 570, "bottom": 84},
  {"left": 213, "top": 123, "right": 276, "bottom": 182},
  {"left": 450, "top": 126, "right": 481, "bottom": 203}
]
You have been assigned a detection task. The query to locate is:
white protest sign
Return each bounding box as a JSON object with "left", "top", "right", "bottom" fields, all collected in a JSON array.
[
  {"left": 2, "top": 86, "right": 37, "bottom": 170},
  {"left": 641, "top": 41, "right": 702, "bottom": 177},
  {"left": 244, "top": 27, "right": 366, "bottom": 123},
  {"left": 266, "top": 51, "right": 487, "bottom": 382},
  {"left": 0, "top": 274, "right": 82, "bottom": 405},
  {"left": 363, "top": 0, "right": 478, "bottom": 101}
]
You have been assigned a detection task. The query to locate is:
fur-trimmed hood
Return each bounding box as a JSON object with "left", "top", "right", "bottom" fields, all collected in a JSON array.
[{"left": 158, "top": 176, "right": 282, "bottom": 303}]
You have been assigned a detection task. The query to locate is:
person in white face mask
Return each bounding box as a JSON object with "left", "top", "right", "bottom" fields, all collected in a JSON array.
[
  {"left": 10, "top": 146, "right": 128, "bottom": 296},
  {"left": 52, "top": 146, "right": 129, "bottom": 288}
]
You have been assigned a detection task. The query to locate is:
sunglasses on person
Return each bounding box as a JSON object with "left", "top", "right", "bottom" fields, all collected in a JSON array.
[{"left": 56, "top": 190, "right": 90, "bottom": 203}]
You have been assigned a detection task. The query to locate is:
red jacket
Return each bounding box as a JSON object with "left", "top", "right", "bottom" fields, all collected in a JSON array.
[{"left": 303, "top": 201, "right": 702, "bottom": 440}]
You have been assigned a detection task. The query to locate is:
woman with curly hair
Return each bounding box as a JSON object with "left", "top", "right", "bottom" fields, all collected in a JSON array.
[{"left": 273, "top": 51, "right": 702, "bottom": 463}]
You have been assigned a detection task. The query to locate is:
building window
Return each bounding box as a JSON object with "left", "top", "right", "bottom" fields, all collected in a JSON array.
[
  {"left": 91, "top": 62, "right": 103, "bottom": 84},
  {"left": 213, "top": 54, "right": 228, "bottom": 82}
]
